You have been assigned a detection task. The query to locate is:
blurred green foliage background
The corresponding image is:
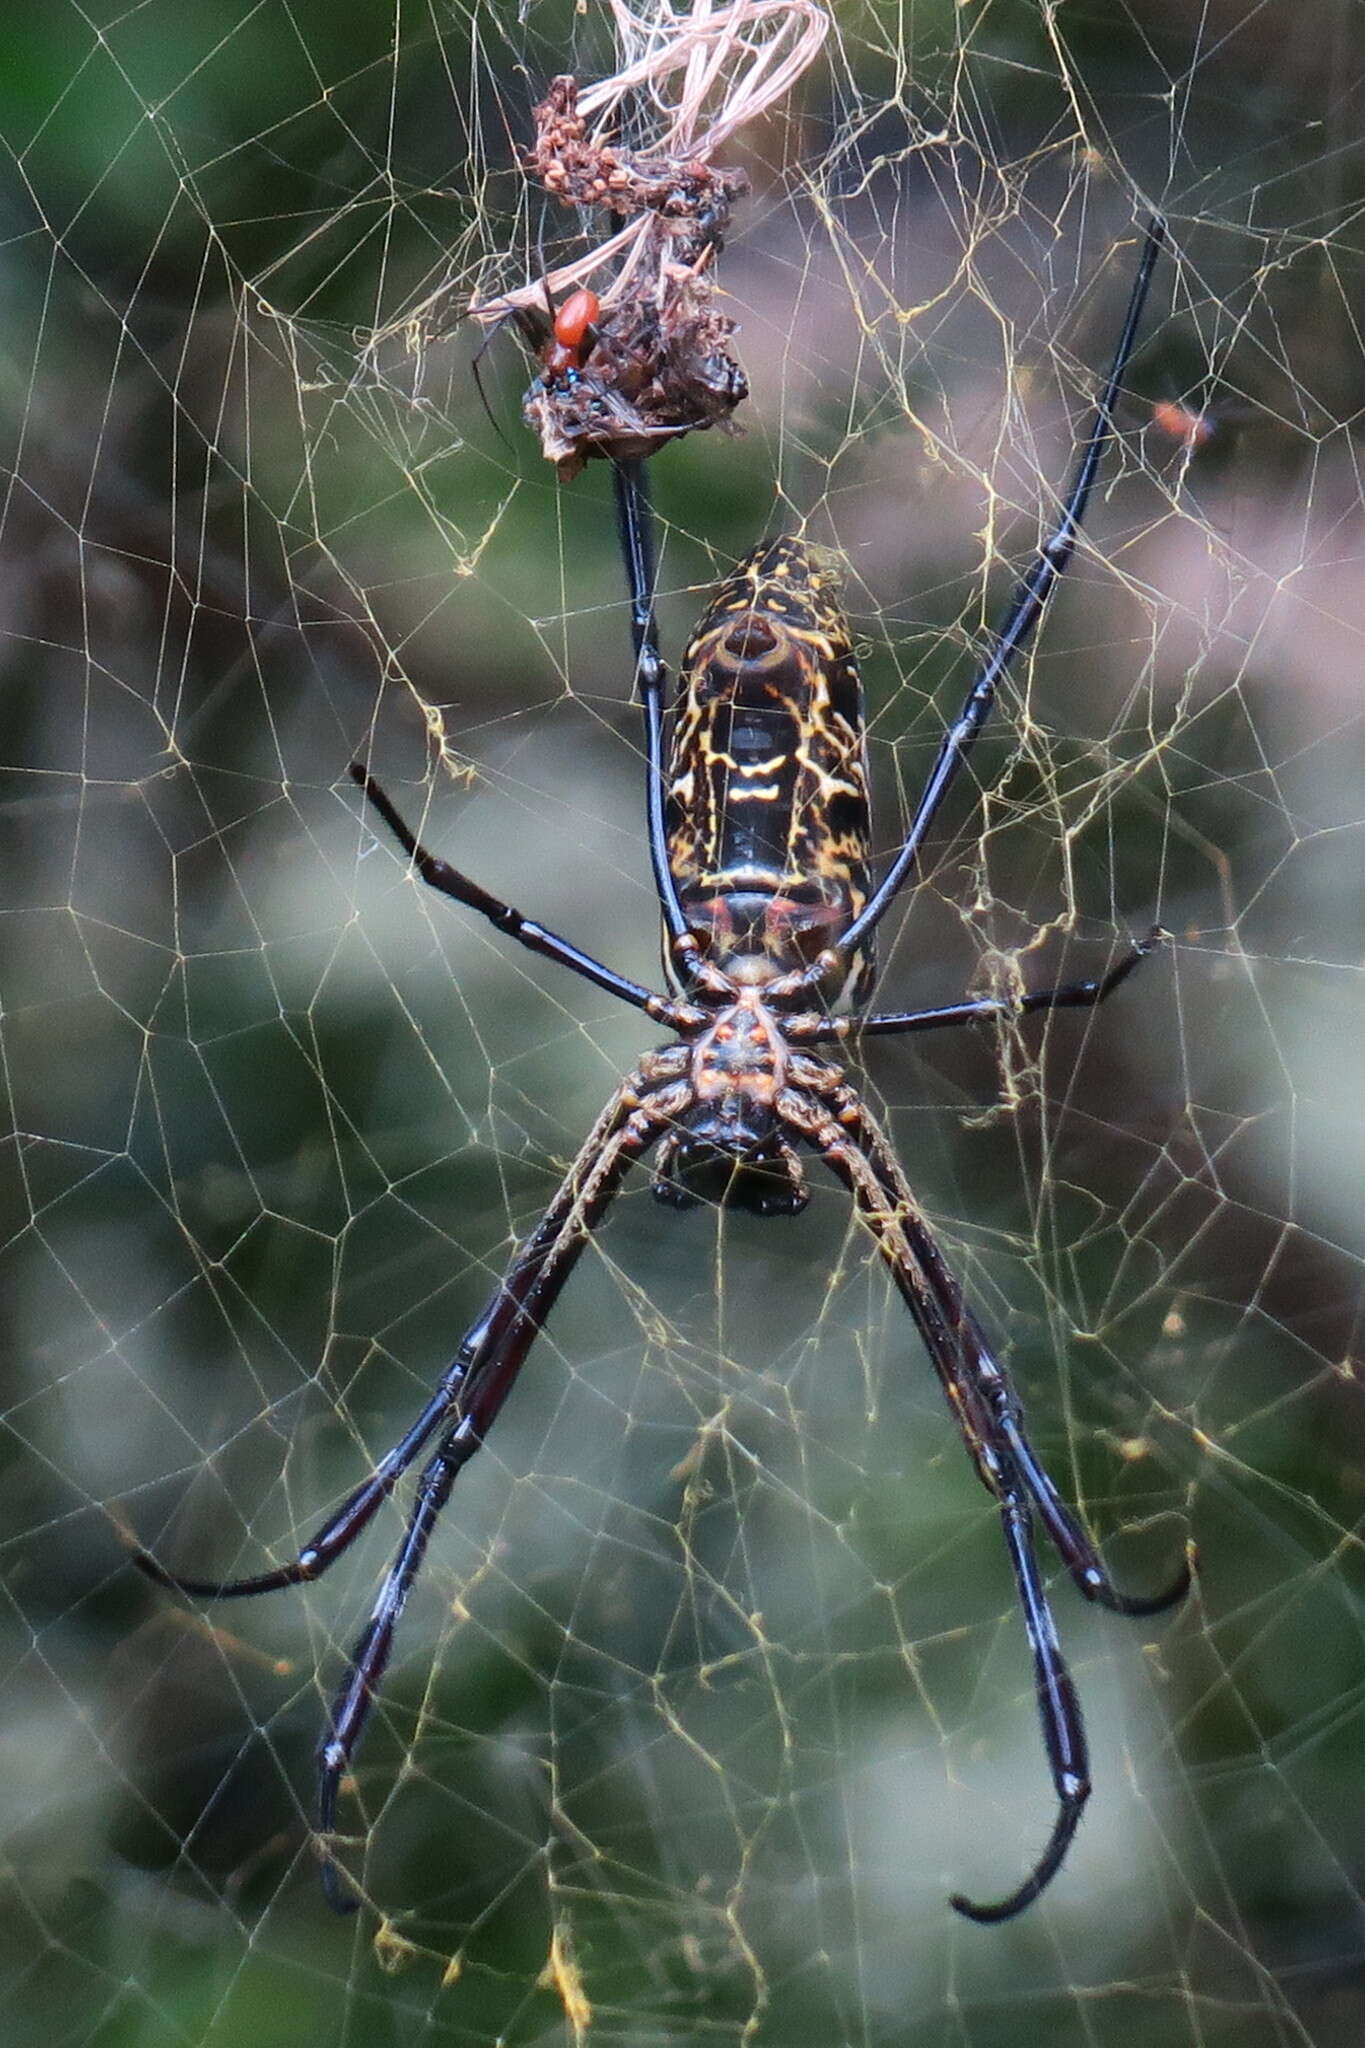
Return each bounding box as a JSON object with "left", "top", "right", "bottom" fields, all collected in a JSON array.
[{"left": 1, "top": 2, "right": 1364, "bottom": 2043}]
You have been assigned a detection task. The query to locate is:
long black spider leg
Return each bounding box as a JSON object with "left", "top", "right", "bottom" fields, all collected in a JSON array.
[
  {"left": 781, "top": 1084, "right": 1186, "bottom": 1918},
  {"left": 610, "top": 457, "right": 695, "bottom": 951},
  {"left": 468, "top": 309, "right": 520, "bottom": 458},
  {"left": 817, "top": 214, "right": 1166, "bottom": 982},
  {"left": 973, "top": 1497, "right": 1088, "bottom": 1921},
  {"left": 313, "top": 1086, "right": 674, "bottom": 1910},
  {"left": 828, "top": 1086, "right": 1190, "bottom": 1621},
  {"left": 779, "top": 1087, "right": 1091, "bottom": 1920},
  {"left": 131, "top": 1081, "right": 671, "bottom": 1603},
  {"left": 788, "top": 930, "right": 1162, "bottom": 1045},
  {"left": 861, "top": 932, "right": 1155, "bottom": 1036},
  {"left": 349, "top": 765, "right": 694, "bottom": 1026},
  {"left": 843, "top": 1105, "right": 1189, "bottom": 1907},
  {"left": 131, "top": 1382, "right": 459, "bottom": 1598},
  {"left": 610, "top": 455, "right": 660, "bottom": 701}
]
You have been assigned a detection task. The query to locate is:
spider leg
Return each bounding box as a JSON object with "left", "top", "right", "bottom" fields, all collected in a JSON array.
[
  {"left": 611, "top": 457, "right": 696, "bottom": 956},
  {"left": 132, "top": 1080, "right": 680, "bottom": 1600},
  {"left": 863, "top": 927, "right": 1161, "bottom": 1036},
  {"left": 350, "top": 765, "right": 697, "bottom": 1027},
  {"left": 313, "top": 1083, "right": 678, "bottom": 1910},
  {"left": 815, "top": 1080, "right": 1189, "bottom": 1615},
  {"left": 961, "top": 1494, "right": 1088, "bottom": 1921},
  {"left": 777, "top": 1082, "right": 1185, "bottom": 1919},
  {"left": 469, "top": 312, "right": 520, "bottom": 457},
  {"left": 820, "top": 215, "right": 1166, "bottom": 980},
  {"left": 788, "top": 931, "right": 1162, "bottom": 1044},
  {"left": 131, "top": 1379, "right": 460, "bottom": 1598}
]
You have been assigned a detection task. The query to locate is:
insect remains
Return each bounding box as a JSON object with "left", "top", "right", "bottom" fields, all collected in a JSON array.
[{"left": 494, "top": 74, "right": 751, "bottom": 477}]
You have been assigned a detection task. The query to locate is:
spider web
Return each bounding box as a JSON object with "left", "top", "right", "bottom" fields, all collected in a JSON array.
[{"left": 2, "top": 2, "right": 1363, "bottom": 2043}]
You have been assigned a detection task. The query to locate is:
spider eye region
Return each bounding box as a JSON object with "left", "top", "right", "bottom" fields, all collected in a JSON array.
[
  {"left": 650, "top": 1125, "right": 809, "bottom": 1217},
  {"left": 651, "top": 1142, "right": 809, "bottom": 1216}
]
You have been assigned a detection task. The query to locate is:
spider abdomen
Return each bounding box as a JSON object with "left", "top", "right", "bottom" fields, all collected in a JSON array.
[{"left": 665, "top": 537, "right": 873, "bottom": 1002}]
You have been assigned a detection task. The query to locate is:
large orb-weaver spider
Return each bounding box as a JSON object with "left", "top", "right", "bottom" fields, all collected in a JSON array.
[{"left": 135, "top": 214, "right": 1188, "bottom": 1922}]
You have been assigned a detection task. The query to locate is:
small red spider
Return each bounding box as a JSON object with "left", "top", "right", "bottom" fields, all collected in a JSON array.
[
  {"left": 1150, "top": 397, "right": 1214, "bottom": 449},
  {"left": 540, "top": 286, "right": 601, "bottom": 377}
]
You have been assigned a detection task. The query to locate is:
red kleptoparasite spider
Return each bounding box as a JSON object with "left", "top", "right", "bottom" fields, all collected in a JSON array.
[
  {"left": 511, "top": 266, "right": 748, "bottom": 477},
  {"left": 136, "top": 215, "right": 1187, "bottom": 1922},
  {"left": 540, "top": 285, "right": 601, "bottom": 377}
]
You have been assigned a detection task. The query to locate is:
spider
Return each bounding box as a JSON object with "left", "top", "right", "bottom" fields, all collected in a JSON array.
[
  {"left": 504, "top": 70, "right": 749, "bottom": 476},
  {"left": 135, "top": 213, "right": 1189, "bottom": 1922},
  {"left": 509, "top": 263, "right": 749, "bottom": 476}
]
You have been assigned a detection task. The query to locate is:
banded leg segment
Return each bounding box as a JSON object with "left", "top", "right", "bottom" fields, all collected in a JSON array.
[
  {"left": 350, "top": 764, "right": 688, "bottom": 1025},
  {"left": 785, "top": 931, "right": 1162, "bottom": 1046},
  {"left": 611, "top": 457, "right": 695, "bottom": 951},
  {"left": 136, "top": 1080, "right": 687, "bottom": 1911},
  {"left": 813, "top": 215, "right": 1167, "bottom": 984},
  {"left": 316, "top": 1087, "right": 677, "bottom": 1909},
  {"left": 779, "top": 1081, "right": 1185, "bottom": 1921},
  {"left": 858, "top": 930, "right": 1161, "bottom": 1038}
]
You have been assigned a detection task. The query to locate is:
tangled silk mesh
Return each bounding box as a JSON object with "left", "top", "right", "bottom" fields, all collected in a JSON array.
[{"left": 2, "top": 3, "right": 1364, "bottom": 2044}]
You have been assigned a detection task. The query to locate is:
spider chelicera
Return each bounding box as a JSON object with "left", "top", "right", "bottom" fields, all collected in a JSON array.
[{"left": 136, "top": 213, "right": 1189, "bottom": 1921}]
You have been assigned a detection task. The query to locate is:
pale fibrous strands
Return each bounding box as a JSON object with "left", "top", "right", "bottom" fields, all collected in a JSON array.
[{"left": 469, "top": 2, "right": 831, "bottom": 475}]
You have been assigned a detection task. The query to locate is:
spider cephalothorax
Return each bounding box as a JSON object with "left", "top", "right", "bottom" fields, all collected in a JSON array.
[
  {"left": 135, "top": 216, "right": 1188, "bottom": 1925},
  {"left": 643, "top": 989, "right": 809, "bottom": 1214}
]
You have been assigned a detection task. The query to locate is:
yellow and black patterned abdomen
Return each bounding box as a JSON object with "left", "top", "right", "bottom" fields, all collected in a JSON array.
[{"left": 665, "top": 537, "right": 873, "bottom": 1001}]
